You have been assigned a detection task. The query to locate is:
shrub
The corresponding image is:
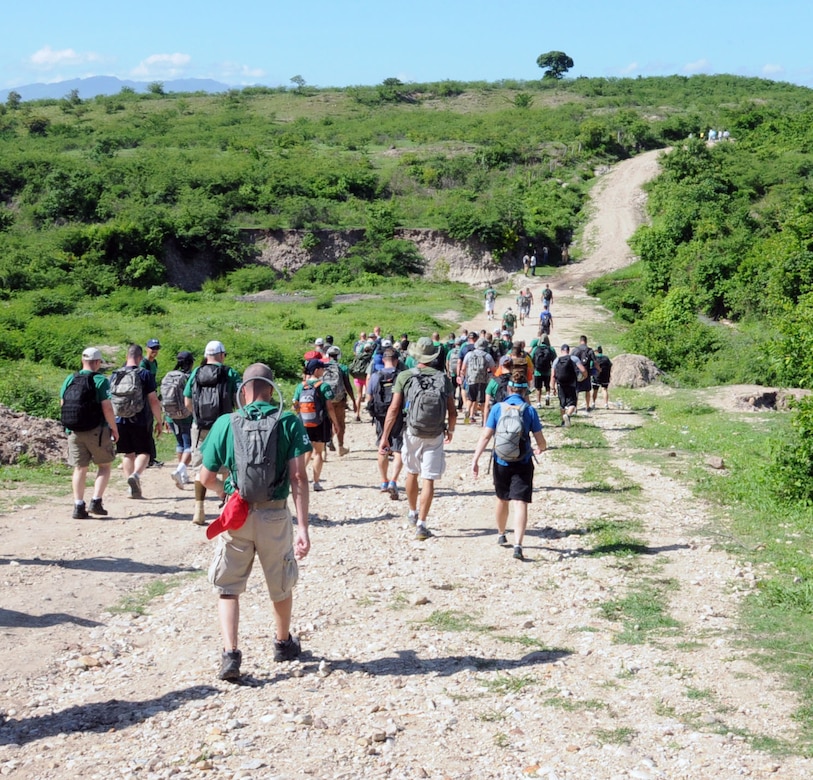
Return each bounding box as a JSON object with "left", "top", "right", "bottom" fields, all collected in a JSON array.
[
  {"left": 0, "top": 370, "right": 60, "bottom": 419},
  {"left": 226, "top": 265, "right": 278, "bottom": 294},
  {"left": 767, "top": 396, "right": 813, "bottom": 506}
]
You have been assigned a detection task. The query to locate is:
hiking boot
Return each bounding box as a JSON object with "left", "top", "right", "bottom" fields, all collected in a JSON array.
[
  {"left": 218, "top": 649, "right": 242, "bottom": 681},
  {"left": 407, "top": 509, "right": 419, "bottom": 526},
  {"left": 88, "top": 498, "right": 108, "bottom": 516},
  {"left": 127, "top": 474, "right": 142, "bottom": 499},
  {"left": 274, "top": 634, "right": 301, "bottom": 662},
  {"left": 313, "top": 481, "right": 324, "bottom": 492},
  {"left": 563, "top": 413, "right": 571, "bottom": 428},
  {"left": 192, "top": 501, "right": 207, "bottom": 526},
  {"left": 339, "top": 446, "right": 350, "bottom": 457},
  {"left": 326, "top": 440, "right": 336, "bottom": 452},
  {"left": 513, "top": 545, "right": 524, "bottom": 560},
  {"left": 171, "top": 470, "right": 185, "bottom": 490},
  {"left": 415, "top": 523, "right": 433, "bottom": 541},
  {"left": 497, "top": 533, "right": 507, "bottom": 546},
  {"left": 72, "top": 502, "right": 89, "bottom": 519},
  {"left": 388, "top": 481, "right": 398, "bottom": 500}
]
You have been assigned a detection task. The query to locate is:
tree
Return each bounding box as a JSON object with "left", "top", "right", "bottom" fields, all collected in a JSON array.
[
  {"left": 536, "top": 51, "right": 574, "bottom": 80},
  {"left": 147, "top": 81, "right": 165, "bottom": 95},
  {"left": 290, "top": 75, "right": 306, "bottom": 93},
  {"left": 6, "top": 91, "right": 21, "bottom": 110}
]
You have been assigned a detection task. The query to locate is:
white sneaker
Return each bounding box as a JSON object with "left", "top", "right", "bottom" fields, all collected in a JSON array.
[{"left": 171, "top": 470, "right": 185, "bottom": 490}]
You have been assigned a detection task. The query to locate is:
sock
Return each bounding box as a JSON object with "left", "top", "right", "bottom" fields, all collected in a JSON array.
[
  {"left": 75, "top": 499, "right": 85, "bottom": 506},
  {"left": 194, "top": 481, "right": 207, "bottom": 501},
  {"left": 92, "top": 496, "right": 101, "bottom": 502}
]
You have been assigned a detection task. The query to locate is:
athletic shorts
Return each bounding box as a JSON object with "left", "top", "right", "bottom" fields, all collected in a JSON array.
[
  {"left": 534, "top": 374, "right": 551, "bottom": 392},
  {"left": 169, "top": 417, "right": 193, "bottom": 453},
  {"left": 374, "top": 416, "right": 404, "bottom": 452},
  {"left": 485, "top": 301, "right": 495, "bottom": 313},
  {"left": 353, "top": 377, "right": 367, "bottom": 390},
  {"left": 190, "top": 425, "right": 210, "bottom": 468},
  {"left": 401, "top": 429, "right": 446, "bottom": 481},
  {"left": 305, "top": 418, "right": 332, "bottom": 443},
  {"left": 208, "top": 505, "right": 298, "bottom": 602},
  {"left": 592, "top": 379, "right": 609, "bottom": 389},
  {"left": 67, "top": 425, "right": 116, "bottom": 468},
  {"left": 557, "top": 384, "right": 578, "bottom": 410},
  {"left": 576, "top": 378, "right": 592, "bottom": 394},
  {"left": 467, "top": 382, "right": 486, "bottom": 404},
  {"left": 116, "top": 423, "right": 152, "bottom": 456},
  {"left": 519, "top": 305, "right": 530, "bottom": 316},
  {"left": 493, "top": 459, "right": 534, "bottom": 503}
]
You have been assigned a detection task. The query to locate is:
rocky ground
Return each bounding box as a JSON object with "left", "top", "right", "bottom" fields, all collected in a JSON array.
[{"left": 1, "top": 150, "right": 808, "bottom": 780}]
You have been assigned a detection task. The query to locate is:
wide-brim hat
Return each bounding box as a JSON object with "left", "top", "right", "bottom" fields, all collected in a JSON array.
[{"left": 408, "top": 336, "right": 440, "bottom": 363}]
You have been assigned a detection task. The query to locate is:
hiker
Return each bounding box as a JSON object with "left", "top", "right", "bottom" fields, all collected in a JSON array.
[
  {"left": 550, "top": 344, "right": 587, "bottom": 427},
  {"left": 378, "top": 337, "right": 457, "bottom": 541},
  {"left": 112, "top": 344, "right": 163, "bottom": 499},
  {"left": 484, "top": 284, "right": 497, "bottom": 321},
  {"left": 529, "top": 252, "right": 537, "bottom": 276},
  {"left": 502, "top": 308, "right": 517, "bottom": 338},
  {"left": 348, "top": 340, "right": 375, "bottom": 420},
  {"left": 366, "top": 347, "right": 404, "bottom": 499},
  {"left": 199, "top": 362, "right": 311, "bottom": 682},
  {"left": 531, "top": 336, "right": 555, "bottom": 408},
  {"left": 353, "top": 332, "right": 368, "bottom": 355},
  {"left": 161, "top": 350, "right": 195, "bottom": 489},
  {"left": 446, "top": 336, "right": 466, "bottom": 410},
  {"left": 60, "top": 347, "right": 120, "bottom": 518},
  {"left": 537, "top": 307, "right": 553, "bottom": 337},
  {"left": 140, "top": 338, "right": 162, "bottom": 468},
  {"left": 293, "top": 358, "right": 340, "bottom": 492},
  {"left": 541, "top": 245, "right": 549, "bottom": 266},
  {"left": 461, "top": 338, "right": 496, "bottom": 425},
  {"left": 516, "top": 290, "right": 531, "bottom": 326},
  {"left": 572, "top": 335, "right": 597, "bottom": 412},
  {"left": 483, "top": 354, "right": 514, "bottom": 422},
  {"left": 522, "top": 253, "right": 530, "bottom": 276},
  {"left": 322, "top": 345, "right": 357, "bottom": 456},
  {"left": 591, "top": 345, "right": 613, "bottom": 409},
  {"left": 471, "top": 374, "right": 547, "bottom": 561},
  {"left": 184, "top": 340, "right": 241, "bottom": 525},
  {"left": 542, "top": 284, "right": 553, "bottom": 311}
]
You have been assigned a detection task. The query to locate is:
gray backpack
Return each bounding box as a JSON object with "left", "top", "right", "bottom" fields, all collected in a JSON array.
[
  {"left": 404, "top": 369, "right": 448, "bottom": 438},
  {"left": 493, "top": 402, "right": 529, "bottom": 462},
  {"left": 109, "top": 367, "right": 145, "bottom": 419},
  {"left": 466, "top": 349, "right": 489, "bottom": 384},
  {"left": 321, "top": 361, "right": 346, "bottom": 402}
]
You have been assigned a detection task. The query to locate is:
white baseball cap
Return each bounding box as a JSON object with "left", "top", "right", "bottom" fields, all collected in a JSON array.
[
  {"left": 204, "top": 340, "right": 226, "bottom": 356},
  {"left": 82, "top": 347, "right": 102, "bottom": 361}
]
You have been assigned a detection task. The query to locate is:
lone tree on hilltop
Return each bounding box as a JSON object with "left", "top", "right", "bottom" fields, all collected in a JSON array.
[{"left": 536, "top": 51, "right": 574, "bottom": 80}]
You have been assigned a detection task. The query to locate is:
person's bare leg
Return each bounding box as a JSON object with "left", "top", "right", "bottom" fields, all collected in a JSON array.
[
  {"left": 311, "top": 443, "right": 325, "bottom": 483},
  {"left": 92, "top": 464, "right": 111, "bottom": 498},
  {"left": 391, "top": 453, "right": 403, "bottom": 484},
  {"left": 121, "top": 454, "right": 135, "bottom": 478},
  {"left": 512, "top": 500, "right": 529, "bottom": 546},
  {"left": 218, "top": 595, "right": 239, "bottom": 650},
  {"left": 272, "top": 595, "right": 293, "bottom": 642},
  {"left": 495, "top": 498, "right": 509, "bottom": 534},
  {"left": 377, "top": 451, "right": 389, "bottom": 484},
  {"left": 418, "top": 479, "right": 435, "bottom": 522},
  {"left": 72, "top": 466, "right": 89, "bottom": 501},
  {"left": 405, "top": 471, "right": 419, "bottom": 512}
]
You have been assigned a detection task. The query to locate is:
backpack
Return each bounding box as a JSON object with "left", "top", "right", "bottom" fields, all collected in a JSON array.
[
  {"left": 519, "top": 294, "right": 530, "bottom": 308},
  {"left": 573, "top": 345, "right": 594, "bottom": 372},
  {"left": 486, "top": 289, "right": 496, "bottom": 302},
  {"left": 493, "top": 373, "right": 512, "bottom": 404},
  {"left": 503, "top": 312, "right": 516, "bottom": 329},
  {"left": 298, "top": 380, "right": 325, "bottom": 428},
  {"left": 61, "top": 373, "right": 104, "bottom": 431},
  {"left": 369, "top": 367, "right": 402, "bottom": 419},
  {"left": 321, "top": 362, "right": 346, "bottom": 402},
  {"left": 554, "top": 356, "right": 578, "bottom": 385},
  {"left": 404, "top": 369, "right": 448, "bottom": 438},
  {"left": 193, "top": 363, "right": 233, "bottom": 430},
  {"left": 230, "top": 408, "right": 286, "bottom": 503},
  {"left": 539, "top": 310, "right": 552, "bottom": 325},
  {"left": 493, "top": 402, "right": 530, "bottom": 463},
  {"left": 465, "top": 349, "right": 489, "bottom": 384},
  {"left": 543, "top": 288, "right": 553, "bottom": 301},
  {"left": 448, "top": 346, "right": 462, "bottom": 376},
  {"left": 109, "top": 367, "right": 145, "bottom": 419},
  {"left": 533, "top": 345, "right": 554, "bottom": 374},
  {"left": 349, "top": 351, "right": 373, "bottom": 379},
  {"left": 160, "top": 370, "right": 191, "bottom": 421}
]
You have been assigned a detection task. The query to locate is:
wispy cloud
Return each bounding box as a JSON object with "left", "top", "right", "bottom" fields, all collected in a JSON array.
[
  {"left": 131, "top": 53, "right": 191, "bottom": 78},
  {"left": 683, "top": 58, "right": 711, "bottom": 74},
  {"left": 28, "top": 45, "right": 101, "bottom": 71},
  {"left": 619, "top": 62, "right": 639, "bottom": 75},
  {"left": 218, "top": 61, "right": 266, "bottom": 82},
  {"left": 762, "top": 63, "right": 784, "bottom": 76}
]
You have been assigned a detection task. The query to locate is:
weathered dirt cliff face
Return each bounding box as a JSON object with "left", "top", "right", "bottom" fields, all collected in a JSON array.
[{"left": 169, "top": 228, "right": 512, "bottom": 289}]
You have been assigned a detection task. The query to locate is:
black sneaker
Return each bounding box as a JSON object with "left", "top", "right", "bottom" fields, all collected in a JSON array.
[
  {"left": 513, "top": 545, "right": 524, "bottom": 560},
  {"left": 127, "top": 474, "right": 143, "bottom": 499},
  {"left": 219, "top": 649, "right": 242, "bottom": 681},
  {"left": 88, "top": 498, "right": 108, "bottom": 516},
  {"left": 497, "top": 533, "right": 507, "bottom": 546},
  {"left": 326, "top": 440, "right": 336, "bottom": 452},
  {"left": 415, "top": 523, "right": 433, "bottom": 541},
  {"left": 147, "top": 459, "right": 164, "bottom": 468},
  {"left": 72, "top": 502, "right": 89, "bottom": 519},
  {"left": 274, "top": 634, "right": 301, "bottom": 662}
]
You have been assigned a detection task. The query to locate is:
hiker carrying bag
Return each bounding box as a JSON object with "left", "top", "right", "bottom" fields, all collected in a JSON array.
[
  {"left": 193, "top": 363, "right": 232, "bottom": 430},
  {"left": 533, "top": 345, "right": 554, "bottom": 374},
  {"left": 493, "top": 374, "right": 512, "bottom": 404},
  {"left": 368, "top": 368, "right": 401, "bottom": 420},
  {"left": 61, "top": 373, "right": 104, "bottom": 431},
  {"left": 349, "top": 351, "right": 373, "bottom": 380},
  {"left": 298, "top": 380, "right": 325, "bottom": 428},
  {"left": 160, "top": 370, "right": 191, "bottom": 421},
  {"left": 322, "top": 362, "right": 346, "bottom": 403},
  {"left": 466, "top": 350, "right": 489, "bottom": 384},
  {"left": 554, "top": 356, "right": 578, "bottom": 386},
  {"left": 109, "top": 367, "right": 145, "bottom": 419},
  {"left": 493, "top": 402, "right": 530, "bottom": 463},
  {"left": 404, "top": 369, "right": 448, "bottom": 439}
]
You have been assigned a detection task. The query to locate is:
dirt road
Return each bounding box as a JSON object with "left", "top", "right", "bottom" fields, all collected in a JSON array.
[{"left": 1, "top": 150, "right": 808, "bottom": 780}]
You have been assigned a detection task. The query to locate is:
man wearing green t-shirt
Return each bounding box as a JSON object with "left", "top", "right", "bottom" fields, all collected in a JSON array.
[{"left": 200, "top": 362, "right": 312, "bottom": 682}]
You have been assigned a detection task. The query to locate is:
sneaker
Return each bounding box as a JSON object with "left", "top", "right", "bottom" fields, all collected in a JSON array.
[
  {"left": 563, "top": 413, "right": 571, "bottom": 428},
  {"left": 536, "top": 403, "right": 542, "bottom": 409},
  {"left": 326, "top": 440, "right": 336, "bottom": 452},
  {"left": 313, "top": 481, "right": 324, "bottom": 492},
  {"left": 274, "top": 634, "right": 301, "bottom": 662},
  {"left": 171, "top": 470, "right": 185, "bottom": 490},
  {"left": 218, "top": 649, "right": 242, "bottom": 681},
  {"left": 72, "top": 502, "right": 89, "bottom": 519},
  {"left": 415, "top": 523, "right": 433, "bottom": 541},
  {"left": 147, "top": 459, "right": 163, "bottom": 468},
  {"left": 388, "top": 481, "right": 398, "bottom": 500},
  {"left": 127, "top": 474, "right": 142, "bottom": 499},
  {"left": 407, "top": 509, "right": 419, "bottom": 526},
  {"left": 513, "top": 545, "right": 524, "bottom": 560},
  {"left": 339, "top": 446, "right": 350, "bottom": 457},
  {"left": 497, "top": 533, "right": 507, "bottom": 546},
  {"left": 545, "top": 395, "right": 550, "bottom": 406},
  {"left": 88, "top": 498, "right": 108, "bottom": 516},
  {"left": 379, "top": 482, "right": 390, "bottom": 493},
  {"left": 463, "top": 414, "right": 470, "bottom": 425}
]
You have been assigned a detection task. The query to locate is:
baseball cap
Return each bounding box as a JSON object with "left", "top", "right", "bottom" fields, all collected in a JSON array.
[
  {"left": 146, "top": 338, "right": 161, "bottom": 349},
  {"left": 204, "top": 340, "right": 226, "bottom": 356},
  {"left": 561, "top": 344, "right": 570, "bottom": 351},
  {"left": 381, "top": 339, "right": 393, "bottom": 348},
  {"left": 82, "top": 347, "right": 102, "bottom": 361},
  {"left": 315, "top": 338, "right": 325, "bottom": 346},
  {"left": 327, "top": 345, "right": 341, "bottom": 357},
  {"left": 305, "top": 358, "right": 325, "bottom": 374},
  {"left": 176, "top": 350, "right": 193, "bottom": 362},
  {"left": 325, "top": 335, "right": 334, "bottom": 344},
  {"left": 206, "top": 492, "right": 250, "bottom": 540}
]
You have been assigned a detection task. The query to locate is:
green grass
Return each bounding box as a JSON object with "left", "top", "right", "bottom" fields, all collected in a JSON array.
[
  {"left": 543, "top": 695, "right": 608, "bottom": 712},
  {"left": 594, "top": 727, "right": 636, "bottom": 745},
  {"left": 482, "top": 674, "right": 539, "bottom": 694},
  {"left": 599, "top": 582, "right": 680, "bottom": 644},
  {"left": 584, "top": 518, "right": 648, "bottom": 558},
  {"left": 106, "top": 571, "right": 205, "bottom": 616},
  {"left": 422, "top": 610, "right": 492, "bottom": 633}
]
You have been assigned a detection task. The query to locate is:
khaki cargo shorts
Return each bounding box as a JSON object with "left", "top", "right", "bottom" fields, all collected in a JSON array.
[
  {"left": 67, "top": 426, "right": 116, "bottom": 468},
  {"left": 401, "top": 429, "right": 446, "bottom": 481}
]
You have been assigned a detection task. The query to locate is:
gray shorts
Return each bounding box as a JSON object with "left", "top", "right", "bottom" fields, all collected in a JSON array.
[
  {"left": 402, "top": 429, "right": 446, "bottom": 480},
  {"left": 67, "top": 426, "right": 116, "bottom": 468}
]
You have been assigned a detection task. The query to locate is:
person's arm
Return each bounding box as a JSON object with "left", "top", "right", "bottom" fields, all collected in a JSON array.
[
  {"left": 471, "top": 426, "right": 495, "bottom": 478},
  {"left": 378, "top": 392, "right": 403, "bottom": 454},
  {"left": 444, "top": 390, "right": 457, "bottom": 444},
  {"left": 147, "top": 392, "right": 163, "bottom": 436},
  {"left": 288, "top": 453, "right": 310, "bottom": 560},
  {"left": 341, "top": 369, "right": 357, "bottom": 410},
  {"left": 101, "top": 399, "right": 119, "bottom": 442},
  {"left": 575, "top": 359, "right": 588, "bottom": 382}
]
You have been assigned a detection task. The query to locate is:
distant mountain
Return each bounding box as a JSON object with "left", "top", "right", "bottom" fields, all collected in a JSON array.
[{"left": 0, "top": 76, "right": 234, "bottom": 102}]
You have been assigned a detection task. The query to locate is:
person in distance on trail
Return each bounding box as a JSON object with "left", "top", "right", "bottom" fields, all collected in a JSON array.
[
  {"left": 323, "top": 345, "right": 357, "bottom": 456},
  {"left": 471, "top": 372, "right": 547, "bottom": 561},
  {"left": 141, "top": 338, "right": 162, "bottom": 468},
  {"left": 522, "top": 252, "right": 530, "bottom": 277},
  {"left": 531, "top": 335, "right": 555, "bottom": 409},
  {"left": 542, "top": 283, "right": 553, "bottom": 311},
  {"left": 199, "top": 362, "right": 312, "bottom": 682},
  {"left": 571, "top": 335, "right": 597, "bottom": 413},
  {"left": 537, "top": 307, "right": 553, "bottom": 338},
  {"left": 484, "top": 283, "right": 498, "bottom": 321},
  {"left": 161, "top": 350, "right": 195, "bottom": 489},
  {"left": 461, "top": 338, "right": 496, "bottom": 425},
  {"left": 184, "top": 341, "right": 241, "bottom": 525},
  {"left": 114, "top": 344, "right": 163, "bottom": 500},
  {"left": 379, "top": 337, "right": 457, "bottom": 541},
  {"left": 501, "top": 308, "right": 517, "bottom": 338},
  {"left": 366, "top": 347, "right": 404, "bottom": 500},
  {"left": 529, "top": 252, "right": 537, "bottom": 276},
  {"left": 591, "top": 345, "right": 613, "bottom": 410},
  {"left": 292, "top": 358, "right": 339, "bottom": 492},
  {"left": 60, "top": 347, "right": 120, "bottom": 519},
  {"left": 550, "top": 344, "right": 587, "bottom": 428}
]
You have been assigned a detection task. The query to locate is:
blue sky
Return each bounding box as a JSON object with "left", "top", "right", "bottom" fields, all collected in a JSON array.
[{"left": 3, "top": 0, "right": 812, "bottom": 90}]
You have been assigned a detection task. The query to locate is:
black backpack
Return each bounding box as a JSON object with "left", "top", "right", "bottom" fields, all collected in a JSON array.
[
  {"left": 493, "top": 373, "right": 512, "bottom": 404},
  {"left": 193, "top": 364, "right": 233, "bottom": 430},
  {"left": 61, "top": 373, "right": 104, "bottom": 431},
  {"left": 533, "top": 345, "right": 554, "bottom": 374},
  {"left": 368, "top": 367, "right": 402, "bottom": 419},
  {"left": 554, "top": 356, "right": 578, "bottom": 385}
]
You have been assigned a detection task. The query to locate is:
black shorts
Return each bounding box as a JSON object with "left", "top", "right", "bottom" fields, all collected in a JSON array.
[
  {"left": 116, "top": 423, "right": 153, "bottom": 456},
  {"left": 374, "top": 416, "right": 404, "bottom": 451},
  {"left": 467, "top": 382, "right": 486, "bottom": 404},
  {"left": 305, "top": 418, "right": 332, "bottom": 443},
  {"left": 534, "top": 374, "right": 550, "bottom": 392},
  {"left": 492, "top": 459, "right": 534, "bottom": 503},
  {"left": 576, "top": 378, "right": 592, "bottom": 393},
  {"left": 557, "top": 384, "right": 578, "bottom": 410}
]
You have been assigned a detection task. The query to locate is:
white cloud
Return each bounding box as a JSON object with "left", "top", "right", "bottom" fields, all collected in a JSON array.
[
  {"left": 29, "top": 45, "right": 101, "bottom": 70},
  {"left": 619, "top": 62, "right": 639, "bottom": 75},
  {"left": 218, "top": 61, "right": 266, "bottom": 82},
  {"left": 131, "top": 53, "right": 192, "bottom": 78},
  {"left": 683, "top": 58, "right": 711, "bottom": 74},
  {"left": 762, "top": 63, "right": 784, "bottom": 76}
]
